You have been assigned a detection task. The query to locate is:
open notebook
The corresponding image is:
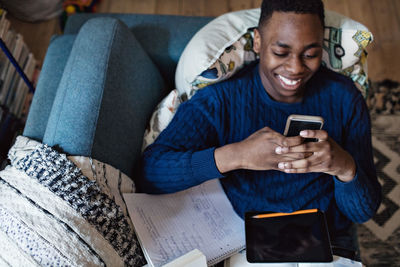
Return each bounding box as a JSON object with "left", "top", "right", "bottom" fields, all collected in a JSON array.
[{"left": 123, "top": 179, "right": 245, "bottom": 267}]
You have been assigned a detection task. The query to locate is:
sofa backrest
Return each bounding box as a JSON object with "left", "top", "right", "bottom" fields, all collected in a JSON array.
[{"left": 65, "top": 13, "right": 214, "bottom": 93}]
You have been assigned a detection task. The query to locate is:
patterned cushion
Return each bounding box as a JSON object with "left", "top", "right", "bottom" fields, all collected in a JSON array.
[{"left": 142, "top": 89, "right": 182, "bottom": 150}]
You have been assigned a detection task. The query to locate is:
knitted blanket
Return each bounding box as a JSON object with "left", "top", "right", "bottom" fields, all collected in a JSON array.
[{"left": 0, "top": 136, "right": 146, "bottom": 266}]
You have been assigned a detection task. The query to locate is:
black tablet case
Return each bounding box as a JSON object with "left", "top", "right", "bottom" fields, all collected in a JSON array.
[{"left": 245, "top": 210, "right": 333, "bottom": 263}]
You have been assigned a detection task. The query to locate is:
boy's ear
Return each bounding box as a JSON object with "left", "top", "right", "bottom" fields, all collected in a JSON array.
[{"left": 253, "top": 28, "right": 261, "bottom": 54}]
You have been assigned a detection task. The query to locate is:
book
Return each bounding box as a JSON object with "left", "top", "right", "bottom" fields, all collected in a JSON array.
[
  {"left": 6, "top": 41, "right": 29, "bottom": 109},
  {"left": 11, "top": 52, "right": 34, "bottom": 116},
  {"left": 223, "top": 250, "right": 362, "bottom": 267},
  {"left": 0, "top": 9, "right": 36, "bottom": 111},
  {"left": 0, "top": 19, "right": 10, "bottom": 41},
  {"left": 0, "top": 32, "right": 23, "bottom": 105},
  {"left": 163, "top": 249, "right": 207, "bottom": 267},
  {"left": 0, "top": 8, "right": 37, "bottom": 166},
  {"left": 0, "top": 10, "right": 10, "bottom": 77},
  {"left": 123, "top": 179, "right": 245, "bottom": 267},
  {"left": 0, "top": 9, "right": 7, "bottom": 37},
  {"left": 0, "top": 29, "right": 16, "bottom": 91}
]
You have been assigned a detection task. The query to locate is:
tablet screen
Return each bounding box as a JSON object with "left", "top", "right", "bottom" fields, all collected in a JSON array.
[{"left": 245, "top": 210, "right": 333, "bottom": 263}]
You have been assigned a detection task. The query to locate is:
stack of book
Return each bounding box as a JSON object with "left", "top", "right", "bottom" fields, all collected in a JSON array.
[{"left": 0, "top": 9, "right": 40, "bottom": 168}]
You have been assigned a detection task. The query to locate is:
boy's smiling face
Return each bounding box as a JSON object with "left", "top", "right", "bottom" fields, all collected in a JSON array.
[{"left": 253, "top": 12, "right": 324, "bottom": 103}]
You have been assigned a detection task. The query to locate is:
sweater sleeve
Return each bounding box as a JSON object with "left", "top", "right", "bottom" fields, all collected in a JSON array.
[
  {"left": 334, "top": 90, "right": 382, "bottom": 223},
  {"left": 137, "top": 89, "right": 224, "bottom": 193}
]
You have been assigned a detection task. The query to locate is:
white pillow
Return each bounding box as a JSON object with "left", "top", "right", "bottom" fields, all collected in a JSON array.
[
  {"left": 175, "top": 8, "right": 373, "bottom": 99},
  {"left": 175, "top": 9, "right": 260, "bottom": 98}
]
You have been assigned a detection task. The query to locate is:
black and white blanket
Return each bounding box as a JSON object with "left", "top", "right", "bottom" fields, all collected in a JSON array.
[{"left": 0, "top": 136, "right": 146, "bottom": 266}]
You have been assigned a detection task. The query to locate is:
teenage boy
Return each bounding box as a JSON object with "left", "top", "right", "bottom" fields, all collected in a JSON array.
[{"left": 138, "top": 0, "right": 381, "bottom": 255}]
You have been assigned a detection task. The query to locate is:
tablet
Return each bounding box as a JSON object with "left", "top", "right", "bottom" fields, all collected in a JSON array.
[{"left": 245, "top": 209, "right": 333, "bottom": 263}]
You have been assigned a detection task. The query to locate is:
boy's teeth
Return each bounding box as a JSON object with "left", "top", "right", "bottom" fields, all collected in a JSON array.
[{"left": 278, "top": 75, "right": 300, "bottom": 85}]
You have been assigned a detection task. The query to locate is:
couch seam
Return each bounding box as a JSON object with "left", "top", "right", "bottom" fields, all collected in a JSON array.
[
  {"left": 88, "top": 21, "right": 119, "bottom": 155},
  {"left": 49, "top": 37, "right": 77, "bottom": 145}
]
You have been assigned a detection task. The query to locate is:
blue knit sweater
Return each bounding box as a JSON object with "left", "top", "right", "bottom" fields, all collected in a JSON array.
[{"left": 139, "top": 63, "right": 381, "bottom": 238}]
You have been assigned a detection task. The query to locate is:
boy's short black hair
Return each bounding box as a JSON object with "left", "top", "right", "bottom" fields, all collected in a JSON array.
[{"left": 258, "top": 0, "right": 325, "bottom": 29}]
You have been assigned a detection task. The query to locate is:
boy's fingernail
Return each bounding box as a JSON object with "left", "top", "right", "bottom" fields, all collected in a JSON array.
[
  {"left": 275, "top": 147, "right": 282, "bottom": 154},
  {"left": 300, "top": 131, "right": 307, "bottom": 137},
  {"left": 278, "top": 162, "right": 285, "bottom": 169}
]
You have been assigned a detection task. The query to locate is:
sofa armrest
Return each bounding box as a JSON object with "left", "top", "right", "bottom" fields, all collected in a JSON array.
[
  {"left": 30, "top": 18, "right": 165, "bottom": 177},
  {"left": 23, "top": 34, "right": 76, "bottom": 141}
]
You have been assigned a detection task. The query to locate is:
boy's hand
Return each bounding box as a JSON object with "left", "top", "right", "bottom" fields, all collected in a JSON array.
[
  {"left": 215, "top": 127, "right": 309, "bottom": 173},
  {"left": 275, "top": 130, "right": 356, "bottom": 182}
]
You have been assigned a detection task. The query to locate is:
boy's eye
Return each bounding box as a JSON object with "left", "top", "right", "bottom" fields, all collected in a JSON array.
[
  {"left": 304, "top": 54, "right": 318, "bottom": 59},
  {"left": 273, "top": 52, "right": 288, "bottom": 57}
]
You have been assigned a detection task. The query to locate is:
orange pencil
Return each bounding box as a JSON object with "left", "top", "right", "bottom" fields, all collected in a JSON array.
[{"left": 252, "top": 209, "right": 318, "bottom": 219}]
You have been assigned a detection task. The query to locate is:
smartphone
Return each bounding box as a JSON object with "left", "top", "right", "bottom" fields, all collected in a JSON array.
[{"left": 284, "top": 115, "right": 324, "bottom": 142}]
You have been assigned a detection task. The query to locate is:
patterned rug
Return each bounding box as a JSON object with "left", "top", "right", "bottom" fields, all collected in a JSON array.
[{"left": 358, "top": 80, "right": 400, "bottom": 266}]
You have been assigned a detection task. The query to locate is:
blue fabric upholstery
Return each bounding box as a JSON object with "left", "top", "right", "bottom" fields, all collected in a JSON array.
[
  {"left": 23, "top": 35, "right": 76, "bottom": 141},
  {"left": 64, "top": 13, "right": 213, "bottom": 91},
  {"left": 23, "top": 14, "right": 213, "bottom": 176},
  {"left": 40, "top": 17, "right": 165, "bottom": 176}
]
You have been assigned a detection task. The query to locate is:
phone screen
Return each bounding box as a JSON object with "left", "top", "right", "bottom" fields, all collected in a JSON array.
[
  {"left": 286, "top": 120, "right": 323, "bottom": 137},
  {"left": 286, "top": 120, "right": 323, "bottom": 142}
]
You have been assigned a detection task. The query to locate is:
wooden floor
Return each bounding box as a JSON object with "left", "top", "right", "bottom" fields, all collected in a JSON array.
[{"left": 6, "top": 0, "right": 400, "bottom": 82}]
